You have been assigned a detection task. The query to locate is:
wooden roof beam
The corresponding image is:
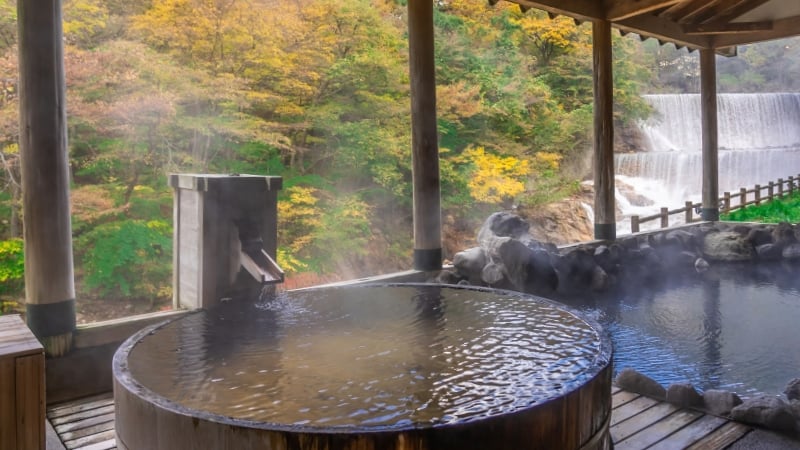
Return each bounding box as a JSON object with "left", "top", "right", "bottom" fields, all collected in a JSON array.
[
  {"left": 684, "top": 20, "right": 773, "bottom": 35},
  {"left": 513, "top": 0, "right": 604, "bottom": 22},
  {"left": 713, "top": 15, "right": 800, "bottom": 47},
  {"left": 709, "top": 0, "right": 772, "bottom": 25},
  {"left": 677, "top": 0, "right": 727, "bottom": 25},
  {"left": 659, "top": 0, "right": 710, "bottom": 22},
  {"left": 617, "top": 12, "right": 712, "bottom": 49},
  {"left": 604, "top": 0, "right": 681, "bottom": 21}
]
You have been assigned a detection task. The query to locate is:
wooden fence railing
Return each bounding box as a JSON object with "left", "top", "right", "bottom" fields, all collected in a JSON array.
[{"left": 629, "top": 174, "right": 800, "bottom": 233}]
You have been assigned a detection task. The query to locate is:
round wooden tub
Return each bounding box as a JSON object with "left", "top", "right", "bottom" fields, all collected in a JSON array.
[{"left": 113, "top": 284, "right": 613, "bottom": 450}]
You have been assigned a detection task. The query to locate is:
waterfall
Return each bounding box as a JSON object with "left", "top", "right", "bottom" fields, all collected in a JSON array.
[{"left": 615, "top": 93, "right": 800, "bottom": 230}]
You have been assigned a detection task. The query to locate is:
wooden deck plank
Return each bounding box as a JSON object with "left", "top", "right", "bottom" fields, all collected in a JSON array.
[
  {"left": 74, "top": 439, "right": 116, "bottom": 450},
  {"left": 611, "top": 396, "right": 660, "bottom": 426},
  {"left": 54, "top": 412, "right": 115, "bottom": 434},
  {"left": 648, "top": 414, "right": 728, "bottom": 450},
  {"left": 611, "top": 402, "right": 679, "bottom": 443},
  {"left": 686, "top": 421, "right": 752, "bottom": 450},
  {"left": 46, "top": 419, "right": 67, "bottom": 450},
  {"left": 58, "top": 420, "right": 115, "bottom": 443},
  {"left": 50, "top": 405, "right": 115, "bottom": 426},
  {"left": 615, "top": 409, "right": 704, "bottom": 450},
  {"left": 48, "top": 395, "right": 114, "bottom": 419},
  {"left": 63, "top": 429, "right": 116, "bottom": 449},
  {"left": 612, "top": 390, "right": 640, "bottom": 409},
  {"left": 612, "top": 385, "right": 622, "bottom": 394}
]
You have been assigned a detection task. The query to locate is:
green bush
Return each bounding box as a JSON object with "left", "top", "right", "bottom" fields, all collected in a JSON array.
[
  {"left": 721, "top": 193, "right": 800, "bottom": 223},
  {"left": 77, "top": 220, "right": 172, "bottom": 300},
  {"left": 0, "top": 238, "right": 24, "bottom": 299}
]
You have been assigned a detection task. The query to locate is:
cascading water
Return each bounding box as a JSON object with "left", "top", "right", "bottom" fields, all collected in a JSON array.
[{"left": 615, "top": 93, "right": 800, "bottom": 232}]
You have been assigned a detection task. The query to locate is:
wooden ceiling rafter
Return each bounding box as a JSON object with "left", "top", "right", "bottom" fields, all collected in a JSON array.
[{"left": 492, "top": 0, "right": 800, "bottom": 51}]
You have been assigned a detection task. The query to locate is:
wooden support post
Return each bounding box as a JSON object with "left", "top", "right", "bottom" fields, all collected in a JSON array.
[
  {"left": 755, "top": 184, "right": 761, "bottom": 205},
  {"left": 700, "top": 48, "right": 719, "bottom": 221},
  {"left": 723, "top": 192, "right": 731, "bottom": 213},
  {"left": 740, "top": 187, "right": 747, "bottom": 207},
  {"left": 592, "top": 20, "right": 615, "bottom": 240},
  {"left": 778, "top": 178, "right": 784, "bottom": 196},
  {"left": 408, "top": 0, "right": 441, "bottom": 271},
  {"left": 768, "top": 182, "right": 774, "bottom": 201},
  {"left": 631, "top": 215, "right": 640, "bottom": 233},
  {"left": 17, "top": 0, "right": 75, "bottom": 357},
  {"left": 660, "top": 207, "right": 669, "bottom": 228},
  {"left": 685, "top": 201, "right": 693, "bottom": 223},
  {"left": 790, "top": 176, "right": 795, "bottom": 195}
]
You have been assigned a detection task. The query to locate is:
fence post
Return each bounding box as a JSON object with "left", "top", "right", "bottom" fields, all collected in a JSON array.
[
  {"left": 660, "top": 207, "right": 668, "bottom": 228},
  {"left": 790, "top": 176, "right": 795, "bottom": 195},
  {"left": 779, "top": 178, "right": 784, "bottom": 196},
  {"left": 740, "top": 187, "right": 747, "bottom": 207},
  {"left": 755, "top": 184, "right": 761, "bottom": 205},
  {"left": 768, "top": 182, "right": 774, "bottom": 201},
  {"left": 631, "top": 215, "right": 640, "bottom": 233},
  {"left": 723, "top": 192, "right": 730, "bottom": 214},
  {"left": 685, "top": 201, "right": 693, "bottom": 223}
]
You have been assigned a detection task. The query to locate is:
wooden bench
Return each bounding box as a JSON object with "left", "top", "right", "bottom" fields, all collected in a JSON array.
[{"left": 0, "top": 314, "right": 45, "bottom": 450}]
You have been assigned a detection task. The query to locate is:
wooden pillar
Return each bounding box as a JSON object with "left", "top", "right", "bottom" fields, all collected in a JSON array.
[
  {"left": 17, "top": 0, "right": 76, "bottom": 357},
  {"left": 700, "top": 48, "right": 719, "bottom": 221},
  {"left": 592, "top": 20, "right": 615, "bottom": 240},
  {"left": 408, "top": 0, "right": 442, "bottom": 271}
]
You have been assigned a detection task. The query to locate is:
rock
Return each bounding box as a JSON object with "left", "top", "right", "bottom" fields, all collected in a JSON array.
[
  {"left": 479, "top": 212, "right": 531, "bottom": 241},
  {"left": 666, "top": 383, "right": 703, "bottom": 408},
  {"left": 452, "top": 247, "right": 487, "bottom": 284},
  {"left": 496, "top": 239, "right": 557, "bottom": 295},
  {"left": 590, "top": 265, "right": 609, "bottom": 291},
  {"left": 694, "top": 258, "right": 710, "bottom": 273},
  {"left": 435, "top": 270, "right": 463, "bottom": 285},
  {"left": 747, "top": 227, "right": 774, "bottom": 247},
  {"left": 553, "top": 248, "right": 598, "bottom": 291},
  {"left": 615, "top": 368, "right": 666, "bottom": 399},
  {"left": 593, "top": 245, "right": 617, "bottom": 273},
  {"left": 703, "top": 231, "right": 756, "bottom": 262},
  {"left": 784, "top": 378, "right": 800, "bottom": 401},
  {"left": 481, "top": 261, "right": 506, "bottom": 285},
  {"left": 757, "top": 243, "right": 784, "bottom": 261},
  {"left": 782, "top": 243, "right": 800, "bottom": 261},
  {"left": 731, "top": 395, "right": 797, "bottom": 433},
  {"left": 703, "top": 389, "right": 742, "bottom": 416},
  {"left": 665, "top": 230, "right": 698, "bottom": 251},
  {"left": 773, "top": 222, "right": 797, "bottom": 247},
  {"left": 790, "top": 399, "right": 800, "bottom": 419}
]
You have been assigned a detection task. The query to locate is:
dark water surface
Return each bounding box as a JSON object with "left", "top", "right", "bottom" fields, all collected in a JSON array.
[
  {"left": 126, "top": 285, "right": 608, "bottom": 429},
  {"left": 552, "top": 262, "right": 800, "bottom": 397}
]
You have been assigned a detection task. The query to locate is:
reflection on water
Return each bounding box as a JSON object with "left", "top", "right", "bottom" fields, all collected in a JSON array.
[
  {"left": 552, "top": 261, "right": 800, "bottom": 397},
  {"left": 127, "top": 285, "right": 606, "bottom": 429}
]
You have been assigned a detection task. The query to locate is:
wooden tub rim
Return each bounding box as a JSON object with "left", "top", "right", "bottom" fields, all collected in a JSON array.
[{"left": 112, "top": 282, "right": 613, "bottom": 435}]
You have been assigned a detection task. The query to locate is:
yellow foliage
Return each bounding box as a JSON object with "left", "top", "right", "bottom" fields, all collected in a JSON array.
[
  {"left": 461, "top": 146, "right": 530, "bottom": 204},
  {"left": 277, "top": 186, "right": 321, "bottom": 254},
  {"left": 534, "top": 151, "right": 561, "bottom": 170}
]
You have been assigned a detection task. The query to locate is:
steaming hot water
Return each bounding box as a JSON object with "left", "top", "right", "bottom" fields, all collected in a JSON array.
[
  {"left": 552, "top": 261, "right": 800, "bottom": 397},
  {"left": 115, "top": 284, "right": 612, "bottom": 449},
  {"left": 616, "top": 93, "right": 800, "bottom": 232}
]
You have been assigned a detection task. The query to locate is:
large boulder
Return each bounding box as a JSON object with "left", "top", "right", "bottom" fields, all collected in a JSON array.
[
  {"left": 773, "top": 222, "right": 797, "bottom": 247},
  {"left": 703, "top": 231, "right": 756, "bottom": 262},
  {"left": 477, "top": 212, "right": 531, "bottom": 245},
  {"left": 747, "top": 227, "right": 774, "bottom": 247},
  {"left": 782, "top": 243, "right": 800, "bottom": 261},
  {"left": 703, "top": 389, "right": 742, "bottom": 416},
  {"left": 666, "top": 383, "right": 703, "bottom": 408},
  {"left": 731, "top": 395, "right": 797, "bottom": 433},
  {"left": 615, "top": 368, "right": 666, "bottom": 399},
  {"left": 452, "top": 247, "right": 487, "bottom": 284},
  {"left": 496, "top": 239, "right": 557, "bottom": 295},
  {"left": 784, "top": 378, "right": 800, "bottom": 401},
  {"left": 756, "top": 243, "right": 784, "bottom": 261}
]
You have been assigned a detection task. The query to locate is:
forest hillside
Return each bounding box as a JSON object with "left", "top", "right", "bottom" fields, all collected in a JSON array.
[{"left": 1, "top": 0, "right": 799, "bottom": 317}]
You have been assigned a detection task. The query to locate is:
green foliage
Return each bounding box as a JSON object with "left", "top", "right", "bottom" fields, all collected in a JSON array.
[
  {"left": 721, "top": 193, "right": 800, "bottom": 223},
  {"left": 0, "top": 238, "right": 23, "bottom": 297},
  {"left": 77, "top": 220, "right": 172, "bottom": 300}
]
